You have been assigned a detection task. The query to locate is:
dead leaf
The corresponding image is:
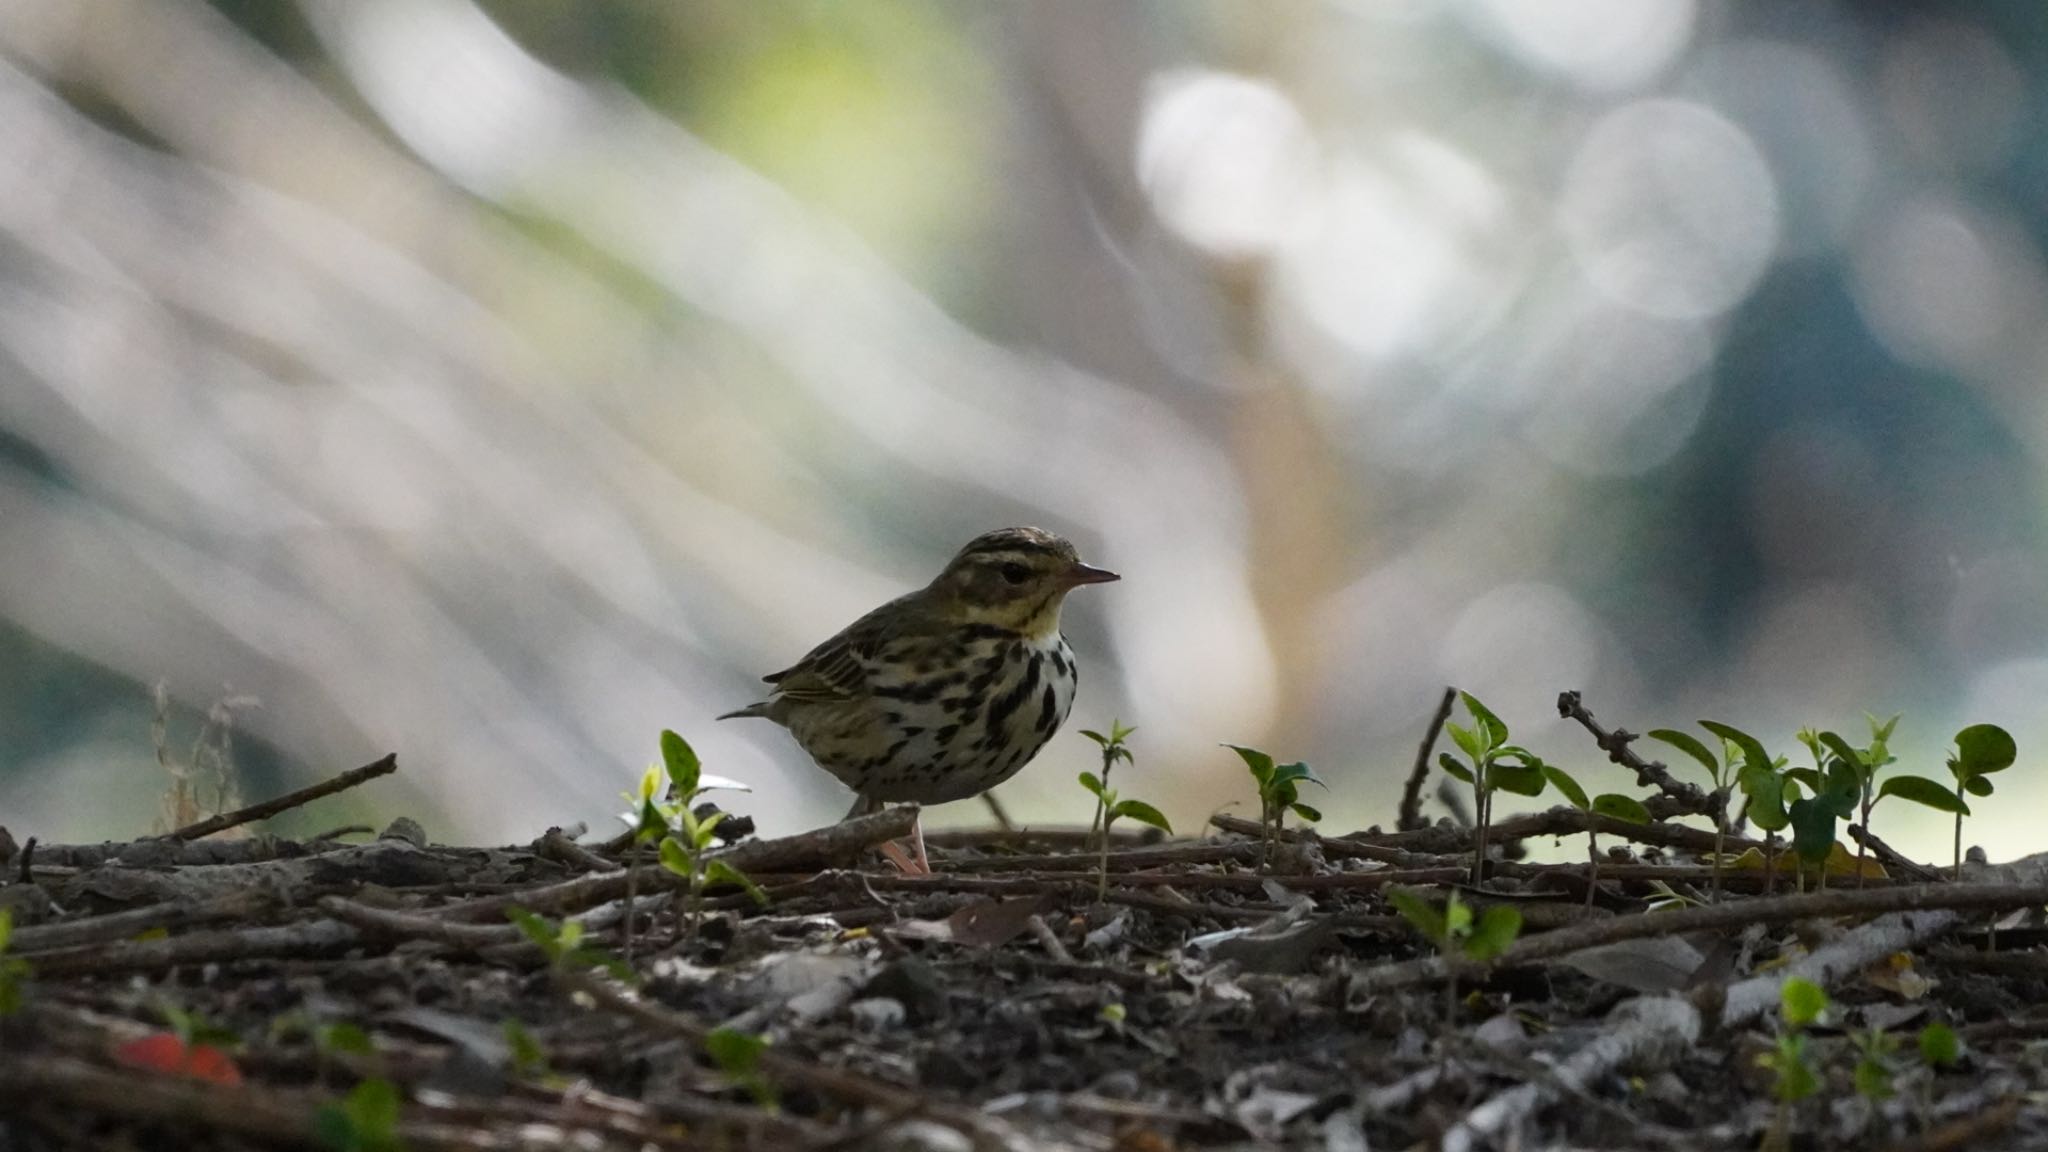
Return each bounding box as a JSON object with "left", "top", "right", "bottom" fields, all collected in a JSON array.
[
  {"left": 891, "top": 897, "right": 1046, "bottom": 948},
  {"left": 1558, "top": 936, "right": 1707, "bottom": 993}
]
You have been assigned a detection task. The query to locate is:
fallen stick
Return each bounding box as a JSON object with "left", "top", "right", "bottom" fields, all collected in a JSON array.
[
  {"left": 1440, "top": 854, "right": 2048, "bottom": 1152},
  {"left": 1352, "top": 879, "right": 2048, "bottom": 996},
  {"left": 26, "top": 917, "right": 361, "bottom": 977},
  {"left": 435, "top": 806, "right": 919, "bottom": 921},
  {"left": 10, "top": 890, "right": 272, "bottom": 955},
  {"left": 161, "top": 753, "right": 397, "bottom": 841},
  {"left": 1398, "top": 686, "right": 1457, "bottom": 831}
]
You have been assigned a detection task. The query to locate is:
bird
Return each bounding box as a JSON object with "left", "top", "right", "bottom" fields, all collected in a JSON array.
[{"left": 718, "top": 527, "right": 1119, "bottom": 871}]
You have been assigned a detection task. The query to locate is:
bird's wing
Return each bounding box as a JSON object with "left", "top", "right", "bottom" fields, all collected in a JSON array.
[{"left": 759, "top": 594, "right": 922, "bottom": 704}]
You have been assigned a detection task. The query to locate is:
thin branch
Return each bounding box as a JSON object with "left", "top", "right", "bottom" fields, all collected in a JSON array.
[
  {"left": 160, "top": 753, "right": 397, "bottom": 841},
  {"left": 1399, "top": 687, "right": 1457, "bottom": 831},
  {"left": 1555, "top": 692, "right": 1715, "bottom": 816}
]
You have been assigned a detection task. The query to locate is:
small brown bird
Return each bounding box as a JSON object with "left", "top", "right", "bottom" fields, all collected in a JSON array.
[{"left": 719, "top": 527, "right": 1119, "bottom": 870}]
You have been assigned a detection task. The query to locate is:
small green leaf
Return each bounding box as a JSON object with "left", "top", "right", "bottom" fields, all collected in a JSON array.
[
  {"left": 1787, "top": 796, "right": 1839, "bottom": 864},
  {"left": 1110, "top": 799, "right": 1172, "bottom": 835},
  {"left": 1486, "top": 760, "right": 1547, "bottom": 797},
  {"left": 1225, "top": 744, "right": 1276, "bottom": 788},
  {"left": 1442, "top": 892, "right": 1473, "bottom": 938},
  {"left": 1647, "top": 729, "right": 1720, "bottom": 779},
  {"left": 1918, "top": 1022, "right": 1960, "bottom": 1068},
  {"left": 1438, "top": 753, "right": 1475, "bottom": 784},
  {"left": 1964, "top": 775, "right": 1996, "bottom": 797},
  {"left": 705, "top": 1027, "right": 766, "bottom": 1074},
  {"left": 661, "top": 729, "right": 701, "bottom": 799},
  {"left": 1078, "top": 771, "right": 1105, "bottom": 799},
  {"left": 507, "top": 909, "right": 559, "bottom": 958},
  {"left": 0, "top": 908, "right": 12, "bottom": 953},
  {"left": 1854, "top": 1054, "right": 1895, "bottom": 1100},
  {"left": 1386, "top": 888, "right": 1447, "bottom": 943},
  {"left": 1079, "top": 729, "right": 1107, "bottom": 746},
  {"left": 504, "top": 1018, "right": 548, "bottom": 1076},
  {"left": 1781, "top": 977, "right": 1827, "bottom": 1028},
  {"left": 1268, "top": 761, "right": 1324, "bottom": 791},
  {"left": 1877, "top": 775, "right": 1969, "bottom": 815},
  {"left": 1817, "top": 731, "right": 1863, "bottom": 774},
  {"left": 705, "top": 859, "right": 771, "bottom": 906},
  {"left": 1458, "top": 691, "right": 1510, "bottom": 748},
  {"left": 1591, "top": 793, "right": 1651, "bottom": 824},
  {"left": 1448, "top": 722, "right": 1485, "bottom": 763},
  {"left": 1541, "top": 765, "right": 1589, "bottom": 810},
  {"left": 1700, "top": 721, "right": 1772, "bottom": 779},
  {"left": 1784, "top": 767, "right": 1823, "bottom": 794},
  {"left": 1289, "top": 802, "right": 1323, "bottom": 823},
  {"left": 320, "top": 1022, "right": 373, "bottom": 1056},
  {"left": 1770, "top": 1033, "right": 1819, "bottom": 1102},
  {"left": 1742, "top": 766, "right": 1790, "bottom": 831},
  {"left": 658, "top": 835, "right": 693, "bottom": 878},
  {"left": 1463, "top": 905, "right": 1523, "bottom": 962},
  {"left": 1952, "top": 723, "right": 2017, "bottom": 777}
]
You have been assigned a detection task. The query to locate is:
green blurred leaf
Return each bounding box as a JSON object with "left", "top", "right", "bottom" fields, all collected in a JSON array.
[
  {"left": 661, "top": 729, "right": 701, "bottom": 799},
  {"left": 1964, "top": 775, "right": 1996, "bottom": 797},
  {"left": 1268, "top": 761, "right": 1324, "bottom": 791},
  {"left": 1110, "top": 799, "right": 1172, "bottom": 835},
  {"left": 1781, "top": 977, "right": 1827, "bottom": 1027},
  {"left": 320, "top": 1022, "right": 373, "bottom": 1056},
  {"left": 1438, "top": 753, "right": 1474, "bottom": 784},
  {"left": 1700, "top": 721, "right": 1772, "bottom": 779},
  {"left": 1464, "top": 905, "right": 1523, "bottom": 962},
  {"left": 1877, "top": 775, "right": 1968, "bottom": 815},
  {"left": 705, "top": 859, "right": 770, "bottom": 906},
  {"left": 1078, "top": 771, "right": 1105, "bottom": 800},
  {"left": 658, "top": 835, "right": 693, "bottom": 878},
  {"left": 1918, "top": 1022, "right": 1960, "bottom": 1068},
  {"left": 1541, "top": 765, "right": 1589, "bottom": 810},
  {"left": 1854, "top": 1054, "right": 1895, "bottom": 1100},
  {"left": 1647, "top": 729, "right": 1720, "bottom": 779},
  {"left": 1386, "top": 888, "right": 1446, "bottom": 943},
  {"left": 1289, "top": 802, "right": 1322, "bottom": 823},
  {"left": 1592, "top": 793, "right": 1651, "bottom": 824},
  {"left": 507, "top": 908, "right": 559, "bottom": 959},
  {"left": 1741, "top": 766, "right": 1790, "bottom": 831}
]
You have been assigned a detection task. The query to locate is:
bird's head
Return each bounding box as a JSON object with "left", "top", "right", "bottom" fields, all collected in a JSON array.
[{"left": 927, "top": 527, "right": 1118, "bottom": 636}]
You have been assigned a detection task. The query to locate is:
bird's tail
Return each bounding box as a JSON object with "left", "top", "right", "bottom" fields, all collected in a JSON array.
[{"left": 716, "top": 701, "right": 775, "bottom": 721}]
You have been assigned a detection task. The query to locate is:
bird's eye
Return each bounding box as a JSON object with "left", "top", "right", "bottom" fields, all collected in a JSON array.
[{"left": 999, "top": 562, "right": 1031, "bottom": 585}]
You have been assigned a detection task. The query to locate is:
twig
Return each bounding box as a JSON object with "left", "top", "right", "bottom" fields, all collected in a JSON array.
[
  {"left": 1555, "top": 691, "right": 1715, "bottom": 816},
  {"left": 1209, "top": 814, "right": 1436, "bottom": 865},
  {"left": 1443, "top": 851, "right": 2048, "bottom": 1152},
  {"left": 1877, "top": 1098, "right": 2022, "bottom": 1152},
  {"left": 436, "top": 807, "right": 920, "bottom": 921},
  {"left": 1399, "top": 687, "right": 1457, "bottom": 831},
  {"left": 10, "top": 890, "right": 274, "bottom": 955},
  {"left": 26, "top": 918, "right": 362, "bottom": 976},
  {"left": 946, "top": 841, "right": 1260, "bottom": 873},
  {"left": 160, "top": 753, "right": 397, "bottom": 841},
  {"left": 319, "top": 896, "right": 529, "bottom": 951},
  {"left": 535, "top": 827, "right": 615, "bottom": 873},
  {"left": 1353, "top": 880, "right": 2048, "bottom": 996},
  {"left": 1849, "top": 824, "right": 1942, "bottom": 883},
  {"left": 1027, "top": 914, "right": 1074, "bottom": 964}
]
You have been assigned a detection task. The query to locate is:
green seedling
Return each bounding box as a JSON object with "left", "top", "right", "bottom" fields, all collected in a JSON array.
[
  {"left": 0, "top": 909, "right": 30, "bottom": 1016},
  {"left": 158, "top": 1001, "right": 240, "bottom": 1052},
  {"left": 644, "top": 730, "right": 767, "bottom": 934},
  {"left": 1786, "top": 728, "right": 1860, "bottom": 890},
  {"left": 1945, "top": 724, "right": 2017, "bottom": 879},
  {"left": 503, "top": 1019, "right": 551, "bottom": 1080},
  {"left": 314, "top": 1076, "right": 403, "bottom": 1152},
  {"left": 1079, "top": 748, "right": 1172, "bottom": 900},
  {"left": 1225, "top": 743, "right": 1324, "bottom": 858},
  {"left": 1435, "top": 691, "right": 1550, "bottom": 884},
  {"left": 1080, "top": 721, "right": 1138, "bottom": 850},
  {"left": 507, "top": 908, "right": 631, "bottom": 980},
  {"left": 1647, "top": 726, "right": 1740, "bottom": 902},
  {"left": 705, "top": 1027, "right": 776, "bottom": 1110},
  {"left": 1917, "top": 1021, "right": 1960, "bottom": 1069},
  {"left": 1758, "top": 977, "right": 1827, "bottom": 1152},
  {"left": 1699, "top": 721, "right": 1792, "bottom": 894},
  {"left": 1538, "top": 765, "right": 1651, "bottom": 906},
  {"left": 1387, "top": 887, "right": 1523, "bottom": 1025}
]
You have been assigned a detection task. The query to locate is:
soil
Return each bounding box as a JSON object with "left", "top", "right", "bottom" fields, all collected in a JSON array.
[{"left": 2, "top": 735, "right": 2046, "bottom": 1151}]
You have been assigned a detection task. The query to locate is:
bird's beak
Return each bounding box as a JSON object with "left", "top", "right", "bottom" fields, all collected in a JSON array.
[{"left": 1062, "top": 561, "right": 1120, "bottom": 587}]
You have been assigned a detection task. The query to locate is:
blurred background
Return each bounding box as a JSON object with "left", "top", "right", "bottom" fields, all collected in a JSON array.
[{"left": 5, "top": 0, "right": 2048, "bottom": 864}]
